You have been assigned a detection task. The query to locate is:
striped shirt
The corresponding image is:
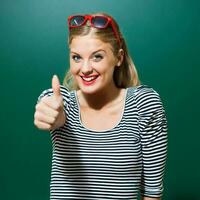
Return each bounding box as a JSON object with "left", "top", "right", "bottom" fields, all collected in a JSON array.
[{"left": 38, "top": 85, "right": 168, "bottom": 200}]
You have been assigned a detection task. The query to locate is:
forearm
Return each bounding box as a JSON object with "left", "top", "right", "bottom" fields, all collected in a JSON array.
[{"left": 141, "top": 197, "right": 161, "bottom": 200}]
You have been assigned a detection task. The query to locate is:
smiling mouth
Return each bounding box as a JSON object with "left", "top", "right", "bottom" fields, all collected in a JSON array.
[{"left": 81, "top": 75, "right": 99, "bottom": 82}]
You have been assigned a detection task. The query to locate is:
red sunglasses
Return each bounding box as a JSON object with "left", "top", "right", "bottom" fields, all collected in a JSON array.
[{"left": 68, "top": 15, "right": 121, "bottom": 47}]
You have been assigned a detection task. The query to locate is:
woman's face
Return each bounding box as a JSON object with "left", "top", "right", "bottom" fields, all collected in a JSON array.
[{"left": 69, "top": 34, "right": 122, "bottom": 95}]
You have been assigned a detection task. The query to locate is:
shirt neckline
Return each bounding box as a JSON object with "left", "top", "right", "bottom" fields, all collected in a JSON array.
[{"left": 74, "top": 88, "right": 129, "bottom": 133}]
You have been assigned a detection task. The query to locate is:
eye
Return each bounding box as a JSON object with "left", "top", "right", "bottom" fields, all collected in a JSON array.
[
  {"left": 92, "top": 54, "right": 103, "bottom": 62},
  {"left": 71, "top": 55, "right": 81, "bottom": 62}
]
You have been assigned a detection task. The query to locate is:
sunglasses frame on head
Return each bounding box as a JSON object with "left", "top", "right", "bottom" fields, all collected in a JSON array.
[{"left": 68, "top": 15, "right": 121, "bottom": 47}]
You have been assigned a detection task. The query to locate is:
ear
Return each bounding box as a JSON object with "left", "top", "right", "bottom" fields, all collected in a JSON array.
[{"left": 116, "top": 49, "right": 124, "bottom": 67}]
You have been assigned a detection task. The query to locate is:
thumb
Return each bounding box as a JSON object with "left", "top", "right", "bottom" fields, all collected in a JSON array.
[{"left": 52, "top": 75, "right": 61, "bottom": 98}]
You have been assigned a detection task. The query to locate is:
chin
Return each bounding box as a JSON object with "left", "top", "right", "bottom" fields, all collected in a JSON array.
[
  {"left": 79, "top": 83, "right": 105, "bottom": 95},
  {"left": 79, "top": 86, "right": 100, "bottom": 95}
]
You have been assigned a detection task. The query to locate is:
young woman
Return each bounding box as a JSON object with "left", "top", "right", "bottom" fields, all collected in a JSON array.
[{"left": 34, "top": 12, "right": 168, "bottom": 200}]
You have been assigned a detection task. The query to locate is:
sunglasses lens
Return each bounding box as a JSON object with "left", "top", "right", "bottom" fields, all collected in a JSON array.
[
  {"left": 92, "top": 16, "right": 108, "bottom": 28},
  {"left": 70, "top": 16, "right": 85, "bottom": 26}
]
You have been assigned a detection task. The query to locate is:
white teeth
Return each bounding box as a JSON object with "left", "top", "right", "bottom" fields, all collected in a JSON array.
[{"left": 82, "top": 76, "right": 97, "bottom": 82}]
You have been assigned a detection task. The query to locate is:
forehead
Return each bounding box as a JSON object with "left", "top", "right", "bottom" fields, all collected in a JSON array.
[{"left": 69, "top": 35, "right": 113, "bottom": 54}]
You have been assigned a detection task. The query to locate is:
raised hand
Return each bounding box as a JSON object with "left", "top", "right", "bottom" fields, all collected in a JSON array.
[{"left": 34, "top": 75, "right": 66, "bottom": 131}]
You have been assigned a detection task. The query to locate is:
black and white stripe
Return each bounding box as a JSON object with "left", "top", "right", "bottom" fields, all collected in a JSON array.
[{"left": 38, "top": 85, "right": 167, "bottom": 200}]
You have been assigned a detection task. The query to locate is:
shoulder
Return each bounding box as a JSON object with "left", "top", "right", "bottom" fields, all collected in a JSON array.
[
  {"left": 128, "top": 84, "right": 161, "bottom": 99},
  {"left": 127, "top": 85, "right": 164, "bottom": 112},
  {"left": 37, "top": 85, "right": 71, "bottom": 102},
  {"left": 134, "top": 85, "right": 161, "bottom": 102}
]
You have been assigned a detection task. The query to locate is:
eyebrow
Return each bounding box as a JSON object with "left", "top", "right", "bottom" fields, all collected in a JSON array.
[{"left": 70, "top": 49, "right": 106, "bottom": 55}]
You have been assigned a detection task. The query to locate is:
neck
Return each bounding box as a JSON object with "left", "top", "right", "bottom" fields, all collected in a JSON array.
[{"left": 78, "top": 85, "right": 123, "bottom": 110}]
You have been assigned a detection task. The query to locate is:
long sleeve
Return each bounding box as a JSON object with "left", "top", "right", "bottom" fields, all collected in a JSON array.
[{"left": 136, "top": 86, "right": 168, "bottom": 198}]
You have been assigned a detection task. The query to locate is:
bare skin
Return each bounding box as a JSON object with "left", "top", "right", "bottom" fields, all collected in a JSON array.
[
  {"left": 76, "top": 88, "right": 126, "bottom": 131},
  {"left": 34, "top": 75, "right": 65, "bottom": 131},
  {"left": 142, "top": 197, "right": 161, "bottom": 200}
]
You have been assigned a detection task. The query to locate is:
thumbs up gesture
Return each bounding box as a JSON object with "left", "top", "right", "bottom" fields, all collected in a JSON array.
[{"left": 34, "top": 75, "right": 66, "bottom": 131}]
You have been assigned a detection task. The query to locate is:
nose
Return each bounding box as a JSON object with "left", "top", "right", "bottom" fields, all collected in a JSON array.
[{"left": 81, "top": 60, "right": 93, "bottom": 75}]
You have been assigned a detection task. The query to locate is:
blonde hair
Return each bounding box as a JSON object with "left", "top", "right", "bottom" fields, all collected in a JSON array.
[{"left": 63, "top": 12, "right": 141, "bottom": 90}]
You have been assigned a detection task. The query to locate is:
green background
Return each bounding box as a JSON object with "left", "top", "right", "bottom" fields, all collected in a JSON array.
[{"left": 1, "top": 0, "right": 199, "bottom": 199}]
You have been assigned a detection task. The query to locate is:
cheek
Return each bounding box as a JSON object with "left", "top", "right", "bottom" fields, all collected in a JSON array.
[
  {"left": 70, "top": 63, "right": 80, "bottom": 75},
  {"left": 98, "top": 61, "right": 116, "bottom": 74},
  {"left": 70, "top": 67, "right": 80, "bottom": 84},
  {"left": 94, "top": 61, "right": 110, "bottom": 72}
]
